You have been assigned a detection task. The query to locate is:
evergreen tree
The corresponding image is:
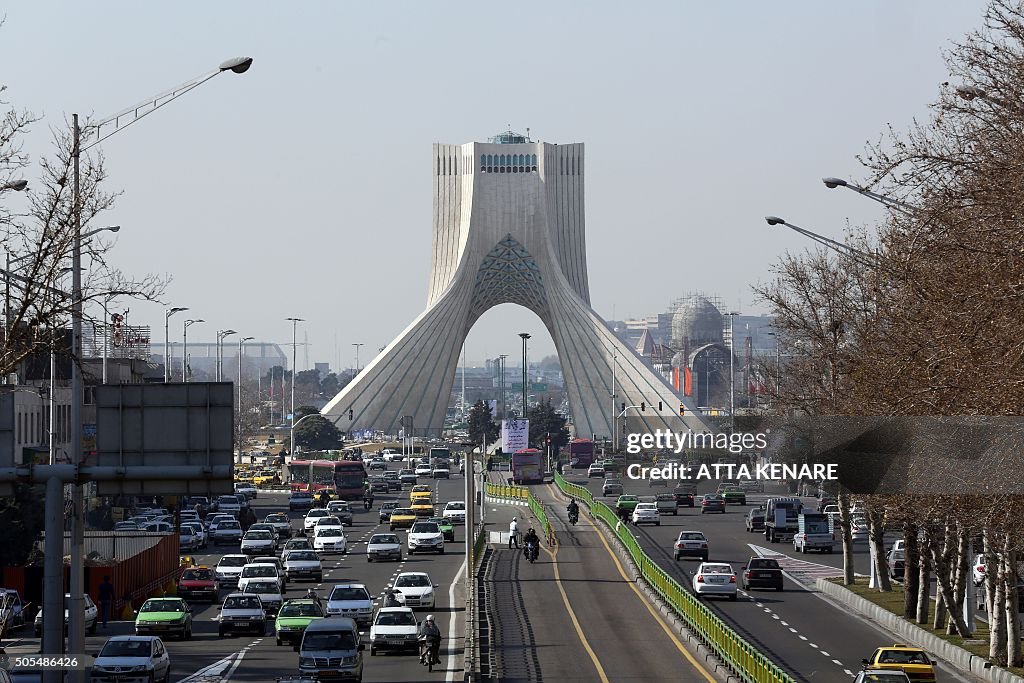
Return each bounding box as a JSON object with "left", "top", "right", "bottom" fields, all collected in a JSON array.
[
  {"left": 467, "top": 400, "right": 499, "bottom": 446},
  {"left": 528, "top": 399, "right": 570, "bottom": 451}
]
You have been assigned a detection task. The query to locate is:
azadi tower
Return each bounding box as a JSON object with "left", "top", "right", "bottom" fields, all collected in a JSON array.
[{"left": 322, "top": 131, "right": 712, "bottom": 438}]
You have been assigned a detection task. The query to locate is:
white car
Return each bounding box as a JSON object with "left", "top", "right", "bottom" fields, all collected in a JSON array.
[
  {"left": 214, "top": 554, "right": 250, "bottom": 589},
  {"left": 90, "top": 635, "right": 171, "bottom": 683},
  {"left": 325, "top": 583, "right": 373, "bottom": 627},
  {"left": 366, "top": 533, "right": 403, "bottom": 563},
  {"left": 206, "top": 514, "right": 234, "bottom": 533},
  {"left": 211, "top": 519, "right": 242, "bottom": 545},
  {"left": 303, "top": 508, "right": 331, "bottom": 534},
  {"left": 692, "top": 562, "right": 738, "bottom": 601},
  {"left": 217, "top": 592, "right": 266, "bottom": 637},
  {"left": 414, "top": 463, "right": 432, "bottom": 477},
  {"left": 240, "top": 529, "right": 277, "bottom": 556},
  {"left": 431, "top": 466, "right": 450, "bottom": 479},
  {"left": 279, "top": 537, "right": 313, "bottom": 560},
  {"left": 241, "top": 578, "right": 283, "bottom": 615},
  {"left": 851, "top": 516, "right": 869, "bottom": 542},
  {"left": 179, "top": 526, "right": 201, "bottom": 551},
  {"left": 314, "top": 516, "right": 345, "bottom": 535},
  {"left": 631, "top": 502, "right": 661, "bottom": 526},
  {"left": 181, "top": 521, "right": 208, "bottom": 548},
  {"left": 313, "top": 526, "right": 348, "bottom": 554},
  {"left": 407, "top": 521, "right": 445, "bottom": 555},
  {"left": 235, "top": 483, "right": 258, "bottom": 499},
  {"left": 391, "top": 572, "right": 436, "bottom": 610},
  {"left": 973, "top": 553, "right": 986, "bottom": 586},
  {"left": 144, "top": 521, "right": 173, "bottom": 533},
  {"left": 587, "top": 464, "right": 605, "bottom": 478},
  {"left": 442, "top": 501, "right": 466, "bottom": 524},
  {"left": 369, "top": 607, "right": 419, "bottom": 655},
  {"left": 283, "top": 550, "right": 323, "bottom": 582},
  {"left": 215, "top": 495, "right": 241, "bottom": 517},
  {"left": 239, "top": 563, "right": 286, "bottom": 593},
  {"left": 33, "top": 592, "right": 98, "bottom": 637}
]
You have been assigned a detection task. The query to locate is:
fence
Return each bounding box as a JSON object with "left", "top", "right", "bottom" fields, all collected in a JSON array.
[
  {"left": 553, "top": 472, "right": 796, "bottom": 683},
  {"left": 484, "top": 482, "right": 555, "bottom": 546}
]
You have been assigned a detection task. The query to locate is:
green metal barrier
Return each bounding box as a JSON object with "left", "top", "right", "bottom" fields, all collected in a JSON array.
[
  {"left": 554, "top": 472, "right": 795, "bottom": 683},
  {"left": 485, "top": 482, "right": 556, "bottom": 546}
]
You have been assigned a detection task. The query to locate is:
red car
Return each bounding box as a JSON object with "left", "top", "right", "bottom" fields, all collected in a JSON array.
[{"left": 177, "top": 566, "right": 218, "bottom": 603}]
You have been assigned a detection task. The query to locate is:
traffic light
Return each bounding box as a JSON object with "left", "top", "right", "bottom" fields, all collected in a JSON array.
[
  {"left": 545, "top": 432, "right": 552, "bottom": 445},
  {"left": 658, "top": 401, "right": 663, "bottom": 411},
  {"left": 640, "top": 402, "right": 646, "bottom": 411},
  {"left": 621, "top": 402, "right": 626, "bottom": 413},
  {"left": 348, "top": 409, "right": 354, "bottom": 420},
  {"left": 679, "top": 403, "right": 685, "bottom": 416}
]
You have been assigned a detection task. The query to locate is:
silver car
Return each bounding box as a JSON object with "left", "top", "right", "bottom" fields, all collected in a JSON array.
[
  {"left": 366, "top": 533, "right": 403, "bottom": 562},
  {"left": 91, "top": 635, "right": 171, "bottom": 683}
]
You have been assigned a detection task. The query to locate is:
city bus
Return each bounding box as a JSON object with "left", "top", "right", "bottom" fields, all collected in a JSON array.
[
  {"left": 511, "top": 448, "right": 544, "bottom": 485},
  {"left": 566, "top": 438, "right": 595, "bottom": 469},
  {"left": 332, "top": 460, "right": 368, "bottom": 500},
  {"left": 428, "top": 447, "right": 451, "bottom": 464},
  {"left": 287, "top": 460, "right": 336, "bottom": 493}
]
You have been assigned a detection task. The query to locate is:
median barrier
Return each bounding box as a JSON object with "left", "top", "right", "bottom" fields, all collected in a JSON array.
[
  {"left": 484, "top": 482, "right": 556, "bottom": 547},
  {"left": 554, "top": 472, "right": 796, "bottom": 683}
]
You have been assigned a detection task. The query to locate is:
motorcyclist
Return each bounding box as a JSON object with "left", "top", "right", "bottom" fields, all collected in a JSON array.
[
  {"left": 363, "top": 488, "right": 374, "bottom": 510},
  {"left": 566, "top": 498, "right": 579, "bottom": 521},
  {"left": 522, "top": 527, "right": 540, "bottom": 560},
  {"left": 383, "top": 588, "right": 402, "bottom": 608},
  {"left": 418, "top": 614, "right": 442, "bottom": 665},
  {"left": 304, "top": 588, "right": 321, "bottom": 607}
]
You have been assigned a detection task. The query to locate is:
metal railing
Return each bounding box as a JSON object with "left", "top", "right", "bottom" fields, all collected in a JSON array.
[
  {"left": 553, "top": 472, "right": 795, "bottom": 683},
  {"left": 484, "top": 482, "right": 555, "bottom": 546}
]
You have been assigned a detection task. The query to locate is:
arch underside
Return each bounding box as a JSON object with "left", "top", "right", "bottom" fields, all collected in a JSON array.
[{"left": 322, "top": 237, "right": 711, "bottom": 437}]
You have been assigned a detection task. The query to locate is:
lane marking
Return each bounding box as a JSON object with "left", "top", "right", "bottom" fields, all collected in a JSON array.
[
  {"left": 223, "top": 647, "right": 247, "bottom": 681},
  {"left": 445, "top": 558, "right": 467, "bottom": 682}
]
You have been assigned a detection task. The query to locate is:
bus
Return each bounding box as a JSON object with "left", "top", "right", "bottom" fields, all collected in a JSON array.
[
  {"left": 511, "top": 448, "right": 544, "bottom": 485},
  {"left": 566, "top": 438, "right": 595, "bottom": 469},
  {"left": 287, "top": 460, "right": 337, "bottom": 493},
  {"left": 332, "top": 460, "right": 368, "bottom": 500},
  {"left": 428, "top": 447, "right": 451, "bottom": 464}
]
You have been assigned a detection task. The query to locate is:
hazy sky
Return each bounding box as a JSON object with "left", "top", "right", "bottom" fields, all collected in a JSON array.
[{"left": 0, "top": 1, "right": 990, "bottom": 370}]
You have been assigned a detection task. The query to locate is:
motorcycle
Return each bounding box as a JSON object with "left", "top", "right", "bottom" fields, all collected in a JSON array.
[
  {"left": 363, "top": 497, "right": 373, "bottom": 511},
  {"left": 419, "top": 635, "right": 441, "bottom": 671},
  {"left": 568, "top": 509, "right": 579, "bottom": 526},
  {"left": 525, "top": 541, "right": 538, "bottom": 563}
]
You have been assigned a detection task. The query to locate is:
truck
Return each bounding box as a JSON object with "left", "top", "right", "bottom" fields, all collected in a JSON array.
[
  {"left": 793, "top": 512, "right": 835, "bottom": 553},
  {"left": 764, "top": 496, "right": 802, "bottom": 543}
]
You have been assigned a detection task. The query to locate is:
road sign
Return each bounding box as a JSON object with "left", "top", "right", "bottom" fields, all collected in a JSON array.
[{"left": 501, "top": 419, "right": 530, "bottom": 452}]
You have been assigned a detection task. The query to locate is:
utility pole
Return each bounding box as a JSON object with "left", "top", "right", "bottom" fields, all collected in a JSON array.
[{"left": 518, "top": 333, "right": 530, "bottom": 419}]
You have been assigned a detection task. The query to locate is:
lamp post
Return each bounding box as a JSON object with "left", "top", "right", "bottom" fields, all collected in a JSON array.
[
  {"left": 183, "top": 319, "right": 204, "bottom": 382},
  {"left": 287, "top": 318, "right": 304, "bottom": 456},
  {"left": 238, "top": 336, "right": 254, "bottom": 461},
  {"left": 352, "top": 342, "right": 364, "bottom": 374},
  {"left": 163, "top": 307, "right": 188, "bottom": 382},
  {"left": 59, "top": 57, "right": 252, "bottom": 679},
  {"left": 498, "top": 354, "right": 508, "bottom": 420},
  {"left": 821, "top": 177, "right": 916, "bottom": 215},
  {"left": 1, "top": 178, "right": 27, "bottom": 342},
  {"left": 216, "top": 330, "right": 237, "bottom": 381},
  {"left": 764, "top": 216, "right": 879, "bottom": 268},
  {"left": 725, "top": 313, "right": 738, "bottom": 433},
  {"left": 518, "top": 333, "right": 530, "bottom": 419},
  {"left": 0, "top": 179, "right": 28, "bottom": 192}
]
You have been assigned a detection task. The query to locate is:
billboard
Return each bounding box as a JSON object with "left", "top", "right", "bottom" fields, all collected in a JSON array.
[
  {"left": 501, "top": 418, "right": 530, "bottom": 453},
  {"left": 95, "top": 383, "right": 234, "bottom": 496}
]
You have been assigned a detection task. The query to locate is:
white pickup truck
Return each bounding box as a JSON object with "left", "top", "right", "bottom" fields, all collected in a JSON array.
[{"left": 793, "top": 513, "right": 835, "bottom": 553}]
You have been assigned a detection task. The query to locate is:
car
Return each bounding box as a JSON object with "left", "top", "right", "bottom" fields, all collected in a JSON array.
[
  {"left": 721, "top": 487, "right": 747, "bottom": 505},
  {"left": 90, "top": 635, "right": 171, "bottom": 683},
  {"left": 289, "top": 491, "right": 314, "bottom": 511},
  {"left": 429, "top": 517, "right": 456, "bottom": 542},
  {"left": 369, "top": 476, "right": 390, "bottom": 494},
  {"left": 398, "top": 469, "right": 417, "bottom": 485},
  {"left": 366, "top": 533, "right": 403, "bottom": 562},
  {"left": 587, "top": 464, "right": 605, "bottom": 478},
  {"left": 326, "top": 501, "right": 354, "bottom": 526},
  {"left": 313, "top": 526, "right": 349, "bottom": 554},
  {"left": 217, "top": 592, "right": 266, "bottom": 636},
  {"left": 631, "top": 502, "right": 661, "bottom": 526},
  {"left": 851, "top": 516, "right": 869, "bottom": 542},
  {"left": 235, "top": 482, "right": 258, "bottom": 499},
  {"left": 648, "top": 475, "right": 668, "bottom": 487},
  {"left": 280, "top": 536, "right": 313, "bottom": 559},
  {"left": 284, "top": 550, "right": 324, "bottom": 582},
  {"left": 303, "top": 508, "right": 331, "bottom": 534},
  {"left": 241, "top": 578, "right": 284, "bottom": 616},
  {"left": 264, "top": 512, "right": 293, "bottom": 538},
  {"left": 411, "top": 497, "right": 435, "bottom": 518},
  {"left": 314, "top": 515, "right": 345, "bottom": 533},
  {"left": 187, "top": 495, "right": 211, "bottom": 515},
  {"left": 181, "top": 521, "right": 208, "bottom": 548},
  {"left": 369, "top": 606, "right": 419, "bottom": 655},
  {"left": 822, "top": 504, "right": 841, "bottom": 522},
  {"left": 410, "top": 484, "right": 433, "bottom": 501},
  {"left": 177, "top": 565, "right": 218, "bottom": 603},
  {"left": 368, "top": 457, "right": 387, "bottom": 471},
  {"left": 615, "top": 495, "right": 640, "bottom": 514},
  {"left": 973, "top": 553, "right": 985, "bottom": 586},
  {"left": 34, "top": 592, "right": 97, "bottom": 636},
  {"left": 692, "top": 562, "right": 738, "bottom": 601},
  {"left": 432, "top": 465, "right": 451, "bottom": 479},
  {"left": 382, "top": 470, "right": 403, "bottom": 490},
  {"left": 408, "top": 521, "right": 445, "bottom": 555},
  {"left": 134, "top": 597, "right": 193, "bottom": 640},
  {"left": 240, "top": 529, "right": 278, "bottom": 556},
  {"left": 414, "top": 463, "right": 433, "bottom": 477},
  {"left": 887, "top": 549, "right": 906, "bottom": 581},
  {"left": 325, "top": 584, "right": 373, "bottom": 626},
  {"left": 861, "top": 645, "right": 936, "bottom": 682},
  {"left": 745, "top": 508, "right": 766, "bottom": 532},
  {"left": 700, "top": 494, "right": 726, "bottom": 514},
  {"left": 389, "top": 507, "right": 418, "bottom": 530},
  {"left": 205, "top": 513, "right": 233, "bottom": 532},
  {"left": 143, "top": 521, "right": 174, "bottom": 533},
  {"left": 239, "top": 562, "right": 286, "bottom": 593},
  {"left": 740, "top": 480, "right": 764, "bottom": 493},
  {"left": 179, "top": 526, "right": 201, "bottom": 552},
  {"left": 852, "top": 671, "right": 912, "bottom": 683},
  {"left": 215, "top": 495, "right": 241, "bottom": 517},
  {"left": 654, "top": 493, "right": 678, "bottom": 516},
  {"left": 274, "top": 598, "right": 324, "bottom": 646},
  {"left": 603, "top": 481, "right": 624, "bottom": 497},
  {"left": 391, "top": 572, "right": 436, "bottom": 609},
  {"left": 816, "top": 495, "right": 837, "bottom": 513},
  {"left": 113, "top": 521, "right": 142, "bottom": 531},
  {"left": 441, "top": 500, "right": 466, "bottom": 524},
  {"left": 297, "top": 616, "right": 364, "bottom": 681},
  {"left": 211, "top": 518, "right": 242, "bottom": 544},
  {"left": 673, "top": 530, "right": 709, "bottom": 561},
  {"left": 741, "top": 557, "right": 784, "bottom": 591},
  {"left": 214, "top": 554, "right": 250, "bottom": 589},
  {"left": 379, "top": 502, "right": 399, "bottom": 523}
]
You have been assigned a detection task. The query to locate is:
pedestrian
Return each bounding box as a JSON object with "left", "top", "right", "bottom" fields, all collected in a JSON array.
[
  {"left": 98, "top": 575, "right": 114, "bottom": 628},
  {"left": 508, "top": 517, "right": 519, "bottom": 549}
]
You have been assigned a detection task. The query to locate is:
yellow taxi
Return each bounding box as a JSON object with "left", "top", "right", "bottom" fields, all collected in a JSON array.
[
  {"left": 862, "top": 644, "right": 936, "bottom": 682},
  {"left": 411, "top": 497, "right": 435, "bottom": 517},
  {"left": 253, "top": 470, "right": 280, "bottom": 488},
  {"left": 389, "top": 507, "right": 418, "bottom": 531},
  {"left": 410, "top": 485, "right": 433, "bottom": 503}
]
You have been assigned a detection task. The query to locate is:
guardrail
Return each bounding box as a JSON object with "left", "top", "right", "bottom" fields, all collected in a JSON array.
[
  {"left": 554, "top": 472, "right": 796, "bottom": 683},
  {"left": 484, "top": 482, "right": 555, "bottom": 547}
]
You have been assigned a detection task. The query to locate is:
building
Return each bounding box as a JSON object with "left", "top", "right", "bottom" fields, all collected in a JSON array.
[
  {"left": 151, "top": 342, "right": 287, "bottom": 382},
  {"left": 322, "top": 131, "right": 712, "bottom": 437}
]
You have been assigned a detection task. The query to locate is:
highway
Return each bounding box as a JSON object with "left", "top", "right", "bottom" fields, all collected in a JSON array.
[{"left": 556, "top": 470, "right": 973, "bottom": 683}]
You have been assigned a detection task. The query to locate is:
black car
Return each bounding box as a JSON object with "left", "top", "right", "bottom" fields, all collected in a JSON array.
[
  {"left": 382, "top": 471, "right": 403, "bottom": 491},
  {"left": 745, "top": 508, "right": 765, "bottom": 532},
  {"left": 672, "top": 485, "right": 695, "bottom": 507},
  {"left": 379, "top": 502, "right": 398, "bottom": 523},
  {"left": 741, "top": 557, "right": 784, "bottom": 591}
]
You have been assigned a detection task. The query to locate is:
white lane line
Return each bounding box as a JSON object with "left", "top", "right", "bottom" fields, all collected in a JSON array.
[
  {"left": 789, "top": 628, "right": 798, "bottom": 633},
  {"left": 809, "top": 643, "right": 818, "bottom": 648},
  {"left": 844, "top": 670, "right": 853, "bottom": 676},
  {"left": 820, "top": 651, "right": 830, "bottom": 657},
  {"left": 177, "top": 653, "right": 237, "bottom": 681},
  {"left": 771, "top": 614, "right": 779, "bottom": 620},
  {"left": 798, "top": 635, "right": 807, "bottom": 641},
  {"left": 832, "top": 659, "right": 843, "bottom": 666},
  {"left": 223, "top": 647, "right": 248, "bottom": 681},
  {"left": 446, "top": 557, "right": 467, "bottom": 682},
  {"left": 780, "top": 621, "right": 788, "bottom": 626}
]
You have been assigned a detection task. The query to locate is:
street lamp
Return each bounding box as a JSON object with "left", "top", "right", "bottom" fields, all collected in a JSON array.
[
  {"left": 0, "top": 179, "right": 28, "bottom": 192},
  {"left": 238, "top": 336, "right": 255, "bottom": 460},
  {"left": 518, "top": 333, "right": 531, "bottom": 420},
  {"left": 725, "top": 312, "right": 739, "bottom": 433},
  {"left": 60, "top": 56, "right": 252, "bottom": 679},
  {"left": 216, "top": 330, "right": 237, "bottom": 381},
  {"left": 821, "top": 177, "right": 916, "bottom": 215},
  {"left": 183, "top": 319, "right": 204, "bottom": 382},
  {"left": 352, "top": 343, "right": 364, "bottom": 374},
  {"left": 287, "top": 318, "right": 304, "bottom": 456},
  {"left": 163, "top": 307, "right": 188, "bottom": 382},
  {"left": 764, "top": 216, "right": 879, "bottom": 268}
]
